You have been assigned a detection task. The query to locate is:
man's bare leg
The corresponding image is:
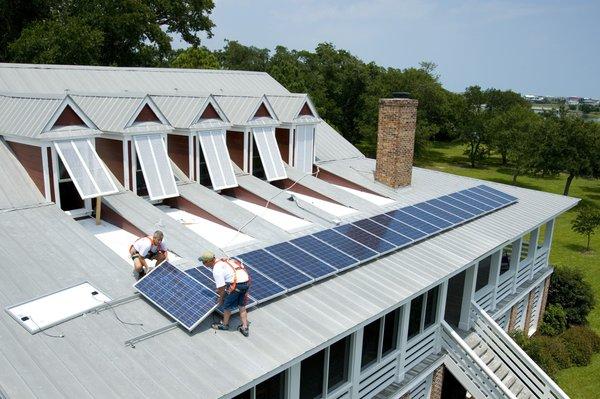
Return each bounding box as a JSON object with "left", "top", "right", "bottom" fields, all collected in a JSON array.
[
  {"left": 239, "top": 306, "right": 248, "bottom": 329},
  {"left": 133, "top": 257, "right": 146, "bottom": 274},
  {"left": 222, "top": 310, "right": 232, "bottom": 326}
]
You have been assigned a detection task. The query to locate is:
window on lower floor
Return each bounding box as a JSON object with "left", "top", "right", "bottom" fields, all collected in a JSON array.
[
  {"left": 475, "top": 255, "right": 492, "bottom": 291},
  {"left": 424, "top": 286, "right": 439, "bottom": 329},
  {"left": 361, "top": 307, "right": 402, "bottom": 371},
  {"left": 328, "top": 335, "right": 351, "bottom": 392},
  {"left": 409, "top": 285, "right": 441, "bottom": 339},
  {"left": 234, "top": 370, "right": 286, "bottom": 399},
  {"left": 300, "top": 334, "right": 351, "bottom": 398},
  {"left": 408, "top": 295, "right": 424, "bottom": 339},
  {"left": 500, "top": 243, "right": 513, "bottom": 275},
  {"left": 361, "top": 319, "right": 380, "bottom": 370},
  {"left": 382, "top": 308, "right": 400, "bottom": 356}
]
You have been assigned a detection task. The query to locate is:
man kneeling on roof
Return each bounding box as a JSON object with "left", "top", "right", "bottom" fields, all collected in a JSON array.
[
  {"left": 130, "top": 230, "right": 168, "bottom": 279},
  {"left": 200, "top": 251, "right": 251, "bottom": 337}
]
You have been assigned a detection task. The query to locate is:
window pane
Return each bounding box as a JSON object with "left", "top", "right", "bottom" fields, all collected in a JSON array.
[
  {"left": 198, "top": 146, "right": 212, "bottom": 187},
  {"left": 300, "top": 349, "right": 325, "bottom": 399},
  {"left": 256, "top": 371, "right": 285, "bottom": 399},
  {"left": 476, "top": 255, "right": 492, "bottom": 291},
  {"left": 424, "top": 286, "right": 439, "bottom": 329},
  {"left": 361, "top": 319, "right": 381, "bottom": 370},
  {"left": 500, "top": 244, "right": 512, "bottom": 275},
  {"left": 408, "top": 295, "right": 424, "bottom": 339},
  {"left": 328, "top": 336, "right": 350, "bottom": 392},
  {"left": 232, "top": 390, "right": 251, "bottom": 399},
  {"left": 252, "top": 139, "right": 266, "bottom": 180},
  {"left": 382, "top": 308, "right": 399, "bottom": 356}
]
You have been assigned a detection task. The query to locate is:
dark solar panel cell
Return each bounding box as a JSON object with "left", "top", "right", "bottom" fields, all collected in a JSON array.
[
  {"left": 370, "top": 214, "right": 427, "bottom": 240},
  {"left": 352, "top": 219, "right": 412, "bottom": 247},
  {"left": 334, "top": 224, "right": 395, "bottom": 253},
  {"left": 415, "top": 202, "right": 464, "bottom": 224},
  {"left": 401, "top": 206, "right": 453, "bottom": 228},
  {"left": 427, "top": 198, "right": 474, "bottom": 219},
  {"left": 437, "top": 195, "right": 483, "bottom": 216},
  {"left": 266, "top": 242, "right": 337, "bottom": 279},
  {"left": 237, "top": 249, "right": 312, "bottom": 289},
  {"left": 385, "top": 210, "right": 440, "bottom": 234},
  {"left": 313, "top": 229, "right": 378, "bottom": 261},
  {"left": 291, "top": 235, "right": 358, "bottom": 271}
]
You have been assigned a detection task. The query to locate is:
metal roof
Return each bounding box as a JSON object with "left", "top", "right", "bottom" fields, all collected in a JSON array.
[
  {"left": 315, "top": 120, "right": 365, "bottom": 162},
  {"left": 151, "top": 95, "right": 209, "bottom": 129},
  {"left": 213, "top": 95, "right": 280, "bottom": 127},
  {"left": 265, "top": 94, "right": 320, "bottom": 124},
  {"left": 0, "top": 63, "right": 289, "bottom": 96}
]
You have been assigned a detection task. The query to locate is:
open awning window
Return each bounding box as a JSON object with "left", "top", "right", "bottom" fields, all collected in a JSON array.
[
  {"left": 293, "top": 124, "right": 315, "bottom": 174},
  {"left": 133, "top": 134, "right": 178, "bottom": 200},
  {"left": 53, "top": 139, "right": 118, "bottom": 199},
  {"left": 252, "top": 126, "right": 287, "bottom": 181},
  {"left": 197, "top": 130, "right": 238, "bottom": 190}
]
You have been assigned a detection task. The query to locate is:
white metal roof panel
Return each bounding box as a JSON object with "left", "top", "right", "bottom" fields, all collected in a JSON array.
[
  {"left": 0, "top": 95, "right": 61, "bottom": 138},
  {"left": 151, "top": 95, "right": 208, "bottom": 129}
]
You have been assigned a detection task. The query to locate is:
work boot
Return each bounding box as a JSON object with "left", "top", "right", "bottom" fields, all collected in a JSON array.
[
  {"left": 211, "top": 321, "right": 229, "bottom": 331},
  {"left": 238, "top": 325, "right": 249, "bottom": 337}
]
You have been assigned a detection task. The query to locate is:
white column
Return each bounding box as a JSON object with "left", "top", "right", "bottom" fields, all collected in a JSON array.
[
  {"left": 243, "top": 129, "right": 250, "bottom": 173},
  {"left": 51, "top": 148, "right": 61, "bottom": 208},
  {"left": 188, "top": 133, "right": 194, "bottom": 179},
  {"left": 459, "top": 264, "right": 478, "bottom": 331},
  {"left": 543, "top": 218, "right": 556, "bottom": 259},
  {"left": 529, "top": 228, "right": 540, "bottom": 280},
  {"left": 350, "top": 330, "right": 364, "bottom": 398},
  {"left": 395, "top": 305, "right": 410, "bottom": 382},
  {"left": 489, "top": 251, "right": 502, "bottom": 310},
  {"left": 511, "top": 237, "right": 523, "bottom": 294},
  {"left": 41, "top": 145, "right": 51, "bottom": 201},
  {"left": 434, "top": 281, "right": 449, "bottom": 353},
  {"left": 123, "top": 139, "right": 130, "bottom": 190},
  {"left": 286, "top": 363, "right": 300, "bottom": 399}
]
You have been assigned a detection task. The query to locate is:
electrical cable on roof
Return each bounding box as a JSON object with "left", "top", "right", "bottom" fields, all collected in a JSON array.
[
  {"left": 220, "top": 166, "right": 322, "bottom": 256},
  {"left": 91, "top": 294, "right": 144, "bottom": 327},
  {"left": 28, "top": 317, "right": 65, "bottom": 339}
]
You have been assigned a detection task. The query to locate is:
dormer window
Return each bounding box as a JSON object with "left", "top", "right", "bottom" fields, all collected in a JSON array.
[{"left": 52, "top": 105, "right": 86, "bottom": 128}]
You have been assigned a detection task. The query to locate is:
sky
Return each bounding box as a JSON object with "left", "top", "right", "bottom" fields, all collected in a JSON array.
[{"left": 187, "top": 0, "right": 600, "bottom": 98}]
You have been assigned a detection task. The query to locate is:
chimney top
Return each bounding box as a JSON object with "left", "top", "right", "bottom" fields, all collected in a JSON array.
[{"left": 391, "top": 91, "right": 410, "bottom": 99}]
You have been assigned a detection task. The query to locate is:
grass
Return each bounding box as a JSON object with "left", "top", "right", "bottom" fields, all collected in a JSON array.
[{"left": 416, "top": 142, "right": 600, "bottom": 399}]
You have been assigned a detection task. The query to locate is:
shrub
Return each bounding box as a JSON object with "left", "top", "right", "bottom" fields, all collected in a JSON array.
[
  {"left": 548, "top": 267, "right": 595, "bottom": 326},
  {"left": 538, "top": 304, "right": 567, "bottom": 336},
  {"left": 560, "top": 326, "right": 600, "bottom": 366},
  {"left": 525, "top": 335, "right": 571, "bottom": 376}
]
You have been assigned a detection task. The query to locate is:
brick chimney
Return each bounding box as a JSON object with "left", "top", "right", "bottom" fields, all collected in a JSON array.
[{"left": 374, "top": 94, "right": 418, "bottom": 188}]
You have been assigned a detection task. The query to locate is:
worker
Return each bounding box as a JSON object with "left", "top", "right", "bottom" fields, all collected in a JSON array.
[
  {"left": 130, "top": 230, "right": 168, "bottom": 279},
  {"left": 200, "top": 251, "right": 251, "bottom": 337}
]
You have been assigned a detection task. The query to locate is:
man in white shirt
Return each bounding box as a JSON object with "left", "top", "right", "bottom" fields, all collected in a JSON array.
[
  {"left": 130, "top": 230, "right": 168, "bottom": 279},
  {"left": 200, "top": 250, "right": 251, "bottom": 337}
]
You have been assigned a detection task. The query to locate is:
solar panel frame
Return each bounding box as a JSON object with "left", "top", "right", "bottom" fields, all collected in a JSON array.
[
  {"left": 450, "top": 192, "right": 493, "bottom": 212},
  {"left": 313, "top": 229, "right": 379, "bottom": 262},
  {"left": 470, "top": 186, "right": 513, "bottom": 205},
  {"left": 436, "top": 195, "right": 484, "bottom": 216},
  {"left": 352, "top": 219, "right": 413, "bottom": 248},
  {"left": 369, "top": 214, "right": 428, "bottom": 240},
  {"left": 385, "top": 209, "right": 440, "bottom": 235},
  {"left": 426, "top": 198, "right": 475, "bottom": 220},
  {"left": 333, "top": 224, "right": 396, "bottom": 254},
  {"left": 134, "top": 262, "right": 218, "bottom": 331},
  {"left": 478, "top": 185, "right": 518, "bottom": 202},
  {"left": 236, "top": 249, "right": 313, "bottom": 290},
  {"left": 264, "top": 242, "right": 338, "bottom": 279},
  {"left": 413, "top": 202, "right": 465, "bottom": 224},
  {"left": 401, "top": 206, "right": 453, "bottom": 229},
  {"left": 461, "top": 188, "right": 504, "bottom": 208},
  {"left": 290, "top": 235, "right": 359, "bottom": 272}
]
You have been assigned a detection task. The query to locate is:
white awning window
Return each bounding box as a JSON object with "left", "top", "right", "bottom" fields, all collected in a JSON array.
[
  {"left": 133, "top": 134, "right": 178, "bottom": 200},
  {"left": 252, "top": 126, "right": 287, "bottom": 181},
  {"left": 197, "top": 130, "right": 238, "bottom": 190},
  {"left": 293, "top": 124, "right": 315, "bottom": 174},
  {"left": 54, "top": 139, "right": 118, "bottom": 199}
]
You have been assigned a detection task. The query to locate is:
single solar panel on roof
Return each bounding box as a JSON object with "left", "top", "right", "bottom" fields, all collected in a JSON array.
[
  {"left": 134, "top": 262, "right": 217, "bottom": 331},
  {"left": 427, "top": 198, "right": 474, "bottom": 220},
  {"left": 290, "top": 235, "right": 358, "bottom": 271},
  {"left": 352, "top": 219, "right": 412, "bottom": 248},
  {"left": 265, "top": 242, "right": 337, "bottom": 279},
  {"left": 185, "top": 267, "right": 215, "bottom": 290},
  {"left": 402, "top": 206, "right": 453, "bottom": 228},
  {"left": 478, "top": 185, "right": 518, "bottom": 202},
  {"left": 470, "top": 186, "right": 513, "bottom": 205},
  {"left": 385, "top": 210, "right": 440, "bottom": 235},
  {"left": 414, "top": 202, "right": 464, "bottom": 224},
  {"left": 370, "top": 214, "right": 427, "bottom": 240},
  {"left": 313, "top": 229, "right": 377, "bottom": 261},
  {"left": 450, "top": 192, "right": 493, "bottom": 211},
  {"left": 238, "top": 264, "right": 287, "bottom": 302},
  {"left": 334, "top": 224, "right": 395, "bottom": 253},
  {"left": 436, "top": 195, "right": 483, "bottom": 216},
  {"left": 237, "top": 249, "right": 312, "bottom": 289},
  {"left": 462, "top": 188, "right": 503, "bottom": 207}
]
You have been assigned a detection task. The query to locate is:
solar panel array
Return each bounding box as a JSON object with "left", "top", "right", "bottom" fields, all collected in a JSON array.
[{"left": 135, "top": 184, "right": 518, "bottom": 330}]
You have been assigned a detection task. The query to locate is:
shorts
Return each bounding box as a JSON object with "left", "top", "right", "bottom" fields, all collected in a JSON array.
[{"left": 222, "top": 282, "right": 250, "bottom": 311}]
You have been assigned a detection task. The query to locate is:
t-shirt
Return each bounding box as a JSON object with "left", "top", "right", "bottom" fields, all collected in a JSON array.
[
  {"left": 212, "top": 259, "right": 249, "bottom": 288},
  {"left": 132, "top": 236, "right": 167, "bottom": 257}
]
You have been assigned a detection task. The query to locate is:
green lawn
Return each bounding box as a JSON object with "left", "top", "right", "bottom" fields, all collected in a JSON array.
[{"left": 415, "top": 142, "right": 600, "bottom": 399}]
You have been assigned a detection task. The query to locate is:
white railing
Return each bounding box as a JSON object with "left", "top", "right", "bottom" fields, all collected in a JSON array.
[
  {"left": 441, "top": 321, "right": 517, "bottom": 399},
  {"left": 533, "top": 248, "right": 549, "bottom": 275},
  {"left": 474, "top": 286, "right": 494, "bottom": 312},
  {"left": 470, "top": 303, "right": 569, "bottom": 399},
  {"left": 358, "top": 355, "right": 397, "bottom": 399},
  {"left": 404, "top": 325, "right": 438, "bottom": 371},
  {"left": 516, "top": 259, "right": 533, "bottom": 287},
  {"left": 496, "top": 272, "right": 515, "bottom": 303}
]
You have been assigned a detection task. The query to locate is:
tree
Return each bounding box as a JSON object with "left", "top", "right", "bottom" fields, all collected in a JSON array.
[
  {"left": 460, "top": 86, "right": 489, "bottom": 167},
  {"left": 217, "top": 40, "right": 270, "bottom": 71},
  {"left": 548, "top": 267, "right": 596, "bottom": 326},
  {"left": 0, "top": 0, "right": 51, "bottom": 61},
  {"left": 171, "top": 46, "right": 219, "bottom": 69},
  {"left": 571, "top": 205, "right": 600, "bottom": 251},
  {"left": 6, "top": 0, "right": 216, "bottom": 66}
]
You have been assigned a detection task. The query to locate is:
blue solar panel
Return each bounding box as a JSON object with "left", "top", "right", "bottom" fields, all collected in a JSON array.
[
  {"left": 437, "top": 195, "right": 483, "bottom": 216},
  {"left": 334, "top": 224, "right": 395, "bottom": 253},
  {"left": 229, "top": 263, "right": 286, "bottom": 303},
  {"left": 471, "top": 186, "right": 513, "bottom": 205},
  {"left": 415, "top": 202, "right": 464, "bottom": 224},
  {"left": 134, "top": 262, "right": 217, "bottom": 331},
  {"left": 185, "top": 266, "right": 215, "bottom": 290},
  {"left": 401, "top": 206, "right": 453, "bottom": 228},
  {"left": 290, "top": 235, "right": 358, "bottom": 271},
  {"left": 427, "top": 198, "right": 474, "bottom": 220},
  {"left": 478, "top": 185, "right": 518, "bottom": 202},
  {"left": 265, "top": 242, "right": 337, "bottom": 279},
  {"left": 370, "top": 214, "right": 428, "bottom": 240},
  {"left": 385, "top": 209, "right": 440, "bottom": 235},
  {"left": 237, "top": 249, "right": 312, "bottom": 289},
  {"left": 352, "top": 219, "right": 412, "bottom": 247},
  {"left": 314, "top": 229, "right": 378, "bottom": 261},
  {"left": 462, "top": 188, "right": 503, "bottom": 207},
  {"left": 450, "top": 192, "right": 493, "bottom": 211}
]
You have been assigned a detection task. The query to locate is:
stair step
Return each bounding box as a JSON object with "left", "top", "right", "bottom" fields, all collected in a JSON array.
[
  {"left": 510, "top": 379, "right": 525, "bottom": 396},
  {"left": 496, "top": 365, "right": 510, "bottom": 380},
  {"left": 502, "top": 374, "right": 517, "bottom": 389},
  {"left": 480, "top": 351, "right": 494, "bottom": 365},
  {"left": 517, "top": 390, "right": 531, "bottom": 399},
  {"left": 487, "top": 359, "right": 503, "bottom": 374}
]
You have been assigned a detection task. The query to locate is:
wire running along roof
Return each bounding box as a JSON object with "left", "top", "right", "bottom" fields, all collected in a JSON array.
[{"left": 134, "top": 184, "right": 517, "bottom": 331}]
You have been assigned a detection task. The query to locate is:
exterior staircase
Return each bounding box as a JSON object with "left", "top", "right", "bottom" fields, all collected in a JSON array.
[{"left": 441, "top": 302, "right": 569, "bottom": 399}]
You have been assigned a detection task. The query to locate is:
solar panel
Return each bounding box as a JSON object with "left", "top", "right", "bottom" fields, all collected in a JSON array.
[
  {"left": 462, "top": 188, "right": 503, "bottom": 207},
  {"left": 236, "top": 249, "right": 312, "bottom": 289},
  {"left": 185, "top": 266, "right": 216, "bottom": 290},
  {"left": 334, "top": 224, "right": 395, "bottom": 253},
  {"left": 370, "top": 214, "right": 427, "bottom": 240},
  {"left": 265, "top": 242, "right": 337, "bottom": 279},
  {"left": 470, "top": 186, "right": 513, "bottom": 205},
  {"left": 352, "top": 219, "right": 412, "bottom": 248},
  {"left": 437, "top": 195, "right": 483, "bottom": 216},
  {"left": 477, "top": 185, "right": 518, "bottom": 202},
  {"left": 401, "top": 206, "right": 453, "bottom": 229},
  {"left": 238, "top": 265, "right": 287, "bottom": 302},
  {"left": 313, "top": 229, "right": 378, "bottom": 261},
  {"left": 450, "top": 192, "right": 493, "bottom": 212},
  {"left": 427, "top": 198, "right": 474, "bottom": 220},
  {"left": 290, "top": 235, "right": 358, "bottom": 271},
  {"left": 134, "top": 262, "right": 217, "bottom": 331},
  {"left": 414, "top": 202, "right": 464, "bottom": 224},
  {"left": 385, "top": 210, "right": 440, "bottom": 235}
]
